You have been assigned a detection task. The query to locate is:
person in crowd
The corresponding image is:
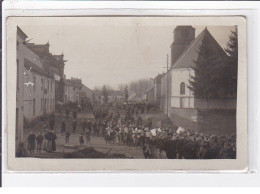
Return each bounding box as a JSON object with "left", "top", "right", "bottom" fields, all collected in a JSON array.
[
  {"left": 27, "top": 131, "right": 36, "bottom": 154},
  {"left": 81, "top": 119, "right": 87, "bottom": 135},
  {"left": 36, "top": 132, "right": 44, "bottom": 154},
  {"left": 72, "top": 119, "right": 77, "bottom": 133},
  {"left": 61, "top": 119, "right": 66, "bottom": 136},
  {"left": 86, "top": 129, "right": 91, "bottom": 145},
  {"left": 44, "top": 130, "right": 53, "bottom": 152},
  {"left": 87, "top": 120, "right": 92, "bottom": 133},
  {"left": 65, "top": 131, "right": 70, "bottom": 144},
  {"left": 42, "top": 124, "right": 48, "bottom": 134},
  {"left": 49, "top": 115, "right": 55, "bottom": 131},
  {"left": 79, "top": 134, "right": 84, "bottom": 146},
  {"left": 73, "top": 110, "right": 77, "bottom": 119},
  {"left": 51, "top": 131, "right": 57, "bottom": 153},
  {"left": 66, "top": 107, "right": 70, "bottom": 119}
]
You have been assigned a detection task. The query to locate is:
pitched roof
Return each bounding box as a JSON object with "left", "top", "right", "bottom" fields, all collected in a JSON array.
[
  {"left": 17, "top": 26, "right": 28, "bottom": 40},
  {"left": 171, "top": 28, "right": 227, "bottom": 70},
  {"left": 64, "top": 79, "right": 82, "bottom": 88},
  {"left": 24, "top": 58, "right": 54, "bottom": 79},
  {"left": 27, "top": 43, "right": 50, "bottom": 56}
]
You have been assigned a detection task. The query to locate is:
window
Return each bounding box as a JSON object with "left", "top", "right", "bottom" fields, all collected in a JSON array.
[
  {"left": 16, "top": 60, "right": 19, "bottom": 91},
  {"left": 33, "top": 98, "right": 36, "bottom": 116},
  {"left": 40, "top": 99, "right": 42, "bottom": 111},
  {"left": 180, "top": 82, "right": 185, "bottom": 95},
  {"left": 33, "top": 77, "right": 36, "bottom": 92},
  {"left": 16, "top": 108, "right": 19, "bottom": 141},
  {"left": 41, "top": 79, "right": 44, "bottom": 91}
]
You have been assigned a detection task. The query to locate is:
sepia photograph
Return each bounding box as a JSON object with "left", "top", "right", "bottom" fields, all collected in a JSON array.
[{"left": 5, "top": 16, "right": 247, "bottom": 171}]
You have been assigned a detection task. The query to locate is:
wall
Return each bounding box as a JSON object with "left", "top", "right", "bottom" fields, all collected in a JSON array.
[
  {"left": 160, "top": 71, "right": 172, "bottom": 115},
  {"left": 23, "top": 69, "right": 55, "bottom": 122},
  {"left": 16, "top": 35, "right": 25, "bottom": 148},
  {"left": 170, "top": 68, "right": 194, "bottom": 108},
  {"left": 197, "top": 109, "right": 236, "bottom": 134},
  {"left": 146, "top": 87, "right": 155, "bottom": 103},
  {"left": 194, "top": 98, "right": 237, "bottom": 109},
  {"left": 170, "top": 108, "right": 198, "bottom": 130},
  {"left": 64, "top": 84, "right": 80, "bottom": 104},
  {"left": 169, "top": 107, "right": 236, "bottom": 135}
]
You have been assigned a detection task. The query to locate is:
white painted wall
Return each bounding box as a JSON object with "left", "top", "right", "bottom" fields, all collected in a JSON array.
[
  {"left": 170, "top": 68, "right": 194, "bottom": 108},
  {"left": 64, "top": 85, "right": 80, "bottom": 104},
  {"left": 23, "top": 70, "right": 55, "bottom": 121},
  {"left": 20, "top": 43, "right": 55, "bottom": 122}
]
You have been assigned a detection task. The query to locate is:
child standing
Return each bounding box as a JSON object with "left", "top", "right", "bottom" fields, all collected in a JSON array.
[
  {"left": 79, "top": 134, "right": 84, "bottom": 146},
  {"left": 65, "top": 131, "right": 70, "bottom": 144}
]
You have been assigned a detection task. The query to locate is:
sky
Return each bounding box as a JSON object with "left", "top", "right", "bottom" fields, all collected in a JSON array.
[{"left": 18, "top": 17, "right": 235, "bottom": 90}]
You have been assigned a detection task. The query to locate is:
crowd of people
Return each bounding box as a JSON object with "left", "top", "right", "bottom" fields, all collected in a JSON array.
[{"left": 22, "top": 102, "right": 236, "bottom": 159}]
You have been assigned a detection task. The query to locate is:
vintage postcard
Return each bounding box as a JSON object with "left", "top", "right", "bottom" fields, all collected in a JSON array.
[{"left": 5, "top": 16, "right": 247, "bottom": 171}]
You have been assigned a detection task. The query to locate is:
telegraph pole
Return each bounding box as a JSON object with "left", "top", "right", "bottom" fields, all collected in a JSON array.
[{"left": 163, "top": 54, "right": 169, "bottom": 117}]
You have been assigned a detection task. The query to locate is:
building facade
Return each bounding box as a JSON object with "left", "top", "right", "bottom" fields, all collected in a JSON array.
[
  {"left": 16, "top": 27, "right": 67, "bottom": 154},
  {"left": 23, "top": 60, "right": 55, "bottom": 122},
  {"left": 27, "top": 43, "right": 66, "bottom": 105},
  {"left": 64, "top": 78, "right": 82, "bottom": 104},
  {"left": 16, "top": 27, "right": 26, "bottom": 150},
  {"left": 161, "top": 26, "right": 236, "bottom": 134}
]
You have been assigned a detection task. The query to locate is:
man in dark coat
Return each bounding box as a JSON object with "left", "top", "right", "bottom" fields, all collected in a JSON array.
[
  {"left": 86, "top": 129, "right": 91, "bottom": 144},
  {"left": 81, "top": 119, "right": 87, "bottom": 135},
  {"left": 51, "top": 131, "right": 57, "bottom": 152},
  {"left": 65, "top": 131, "right": 70, "bottom": 144},
  {"left": 49, "top": 116, "right": 55, "bottom": 131},
  {"left": 36, "top": 132, "right": 44, "bottom": 154},
  {"left": 73, "top": 110, "right": 77, "bottom": 119},
  {"left": 61, "top": 119, "right": 66, "bottom": 136},
  {"left": 66, "top": 107, "right": 70, "bottom": 119},
  {"left": 137, "top": 116, "right": 143, "bottom": 128},
  {"left": 27, "top": 132, "right": 36, "bottom": 154},
  {"left": 72, "top": 119, "right": 77, "bottom": 133},
  {"left": 79, "top": 134, "right": 84, "bottom": 146}
]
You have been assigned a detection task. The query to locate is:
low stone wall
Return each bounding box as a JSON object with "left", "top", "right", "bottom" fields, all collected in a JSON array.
[
  {"left": 194, "top": 98, "right": 237, "bottom": 110},
  {"left": 169, "top": 108, "right": 236, "bottom": 135},
  {"left": 197, "top": 109, "right": 236, "bottom": 135},
  {"left": 170, "top": 108, "right": 198, "bottom": 131}
]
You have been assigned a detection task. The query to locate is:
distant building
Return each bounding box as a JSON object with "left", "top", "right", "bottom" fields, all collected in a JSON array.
[
  {"left": 80, "top": 84, "right": 93, "bottom": 107},
  {"left": 64, "top": 78, "right": 82, "bottom": 104},
  {"left": 145, "top": 87, "right": 155, "bottom": 103},
  {"left": 93, "top": 90, "right": 123, "bottom": 105},
  {"left": 145, "top": 74, "right": 163, "bottom": 105},
  {"left": 128, "top": 92, "right": 143, "bottom": 103}
]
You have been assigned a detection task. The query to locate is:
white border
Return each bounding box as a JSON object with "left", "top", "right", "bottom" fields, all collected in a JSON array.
[{"left": 2, "top": 1, "right": 259, "bottom": 187}]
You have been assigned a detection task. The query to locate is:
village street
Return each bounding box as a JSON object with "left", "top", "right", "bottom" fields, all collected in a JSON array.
[
  {"left": 16, "top": 25, "right": 238, "bottom": 160},
  {"left": 23, "top": 110, "right": 168, "bottom": 159}
]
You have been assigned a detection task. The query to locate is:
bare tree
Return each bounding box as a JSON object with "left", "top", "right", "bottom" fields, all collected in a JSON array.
[{"left": 129, "top": 78, "right": 153, "bottom": 96}]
